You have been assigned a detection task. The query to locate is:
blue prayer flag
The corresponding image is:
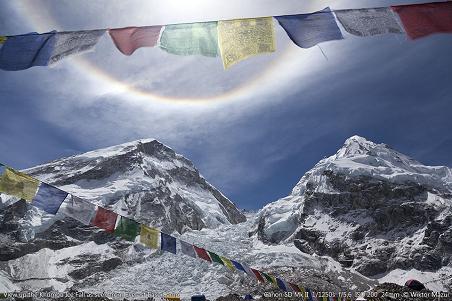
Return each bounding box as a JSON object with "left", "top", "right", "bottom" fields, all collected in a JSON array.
[
  {"left": 161, "top": 232, "right": 177, "bottom": 254},
  {"left": 0, "top": 32, "right": 56, "bottom": 71},
  {"left": 276, "top": 8, "right": 343, "bottom": 48},
  {"left": 32, "top": 183, "right": 68, "bottom": 214},
  {"left": 307, "top": 289, "right": 314, "bottom": 301},
  {"left": 276, "top": 278, "right": 288, "bottom": 291},
  {"left": 231, "top": 260, "right": 247, "bottom": 273}
]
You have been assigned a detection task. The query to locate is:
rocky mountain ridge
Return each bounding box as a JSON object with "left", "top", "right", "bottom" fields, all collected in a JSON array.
[{"left": 254, "top": 136, "right": 452, "bottom": 286}]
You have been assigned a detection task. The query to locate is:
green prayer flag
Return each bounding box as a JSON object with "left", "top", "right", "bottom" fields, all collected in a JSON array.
[
  {"left": 114, "top": 216, "right": 140, "bottom": 241},
  {"left": 207, "top": 251, "right": 224, "bottom": 265},
  {"left": 0, "top": 167, "right": 39, "bottom": 201},
  {"left": 159, "top": 22, "right": 219, "bottom": 57},
  {"left": 261, "top": 272, "right": 275, "bottom": 284}
]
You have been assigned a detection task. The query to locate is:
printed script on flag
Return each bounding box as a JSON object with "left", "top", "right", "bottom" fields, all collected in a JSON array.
[{"left": 218, "top": 17, "right": 276, "bottom": 69}]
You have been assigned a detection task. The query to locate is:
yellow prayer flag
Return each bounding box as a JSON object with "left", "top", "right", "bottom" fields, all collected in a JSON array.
[
  {"left": 220, "top": 256, "right": 235, "bottom": 271},
  {"left": 300, "top": 287, "right": 306, "bottom": 299},
  {"left": 218, "top": 17, "right": 276, "bottom": 69},
  {"left": 270, "top": 275, "right": 278, "bottom": 287},
  {"left": 0, "top": 36, "right": 7, "bottom": 44},
  {"left": 140, "top": 225, "right": 159, "bottom": 249},
  {"left": 0, "top": 168, "right": 39, "bottom": 201}
]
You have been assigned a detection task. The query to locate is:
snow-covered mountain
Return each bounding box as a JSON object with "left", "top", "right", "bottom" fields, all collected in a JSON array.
[
  {"left": 254, "top": 136, "right": 452, "bottom": 289},
  {"left": 23, "top": 139, "right": 246, "bottom": 233}
]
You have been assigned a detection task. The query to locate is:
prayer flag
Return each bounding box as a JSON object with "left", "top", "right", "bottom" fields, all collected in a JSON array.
[
  {"left": 0, "top": 167, "right": 39, "bottom": 201},
  {"left": 218, "top": 17, "right": 276, "bottom": 69},
  {"left": 109, "top": 26, "right": 162, "bottom": 55},
  {"left": 0, "top": 36, "right": 6, "bottom": 50},
  {"left": 161, "top": 232, "right": 177, "bottom": 254},
  {"left": 276, "top": 278, "right": 288, "bottom": 291},
  {"left": 159, "top": 22, "right": 219, "bottom": 57},
  {"left": 335, "top": 8, "right": 404, "bottom": 37},
  {"left": 207, "top": 251, "right": 224, "bottom": 265},
  {"left": 220, "top": 256, "right": 235, "bottom": 271},
  {"left": 91, "top": 207, "right": 118, "bottom": 233},
  {"left": 59, "top": 195, "right": 96, "bottom": 225},
  {"left": 300, "top": 287, "right": 307, "bottom": 301},
  {"left": 180, "top": 240, "right": 197, "bottom": 258},
  {"left": 261, "top": 271, "right": 275, "bottom": 284},
  {"left": 276, "top": 8, "right": 343, "bottom": 48},
  {"left": 288, "top": 282, "right": 302, "bottom": 293},
  {"left": 194, "top": 246, "right": 212, "bottom": 262},
  {"left": 114, "top": 216, "right": 140, "bottom": 241},
  {"left": 0, "top": 32, "right": 55, "bottom": 71},
  {"left": 31, "top": 183, "right": 68, "bottom": 214},
  {"left": 140, "top": 225, "right": 159, "bottom": 249},
  {"left": 250, "top": 268, "right": 265, "bottom": 282},
  {"left": 241, "top": 264, "right": 256, "bottom": 278},
  {"left": 231, "top": 260, "right": 247, "bottom": 273},
  {"left": 392, "top": 2, "right": 452, "bottom": 39},
  {"left": 47, "top": 30, "right": 105, "bottom": 64},
  {"left": 307, "top": 289, "right": 314, "bottom": 301}
]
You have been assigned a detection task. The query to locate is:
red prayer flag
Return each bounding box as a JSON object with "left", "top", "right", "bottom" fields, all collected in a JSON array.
[
  {"left": 91, "top": 207, "right": 118, "bottom": 232},
  {"left": 250, "top": 268, "right": 265, "bottom": 282},
  {"left": 193, "top": 246, "right": 212, "bottom": 262},
  {"left": 392, "top": 2, "right": 452, "bottom": 39},
  {"left": 288, "top": 282, "right": 302, "bottom": 292},
  {"left": 109, "top": 26, "right": 162, "bottom": 55}
]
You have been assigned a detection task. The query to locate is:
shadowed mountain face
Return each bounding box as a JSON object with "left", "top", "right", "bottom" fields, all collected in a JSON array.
[{"left": 254, "top": 136, "right": 452, "bottom": 281}]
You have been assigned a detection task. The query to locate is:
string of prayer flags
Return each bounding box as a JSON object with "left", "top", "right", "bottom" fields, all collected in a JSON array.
[
  {"left": 109, "top": 26, "right": 162, "bottom": 55},
  {"left": 220, "top": 256, "right": 235, "bottom": 271},
  {"left": 114, "top": 216, "right": 140, "bottom": 241},
  {"left": 59, "top": 195, "right": 96, "bottom": 225},
  {"left": 193, "top": 246, "right": 212, "bottom": 263},
  {"left": 180, "top": 240, "right": 197, "bottom": 258},
  {"left": 159, "top": 22, "right": 219, "bottom": 57},
  {"left": 161, "top": 232, "right": 177, "bottom": 254},
  {"left": 335, "top": 8, "right": 404, "bottom": 37},
  {"left": 47, "top": 30, "right": 105, "bottom": 65},
  {"left": 207, "top": 251, "right": 225, "bottom": 265},
  {"left": 91, "top": 207, "right": 118, "bottom": 233},
  {"left": 276, "top": 7, "right": 343, "bottom": 49},
  {"left": 0, "top": 163, "right": 313, "bottom": 295},
  {"left": 140, "top": 225, "right": 160, "bottom": 249},
  {"left": 0, "top": 167, "right": 40, "bottom": 201},
  {"left": 218, "top": 17, "right": 276, "bottom": 69},
  {"left": 31, "top": 183, "right": 68, "bottom": 214},
  {"left": 392, "top": 2, "right": 452, "bottom": 39}
]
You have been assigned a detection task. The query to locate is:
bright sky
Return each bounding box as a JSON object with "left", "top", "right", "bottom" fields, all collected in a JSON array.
[{"left": 1, "top": 0, "right": 451, "bottom": 209}]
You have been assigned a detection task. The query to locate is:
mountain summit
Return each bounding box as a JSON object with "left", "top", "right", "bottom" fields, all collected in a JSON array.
[
  {"left": 255, "top": 136, "right": 452, "bottom": 278},
  {"left": 24, "top": 139, "right": 246, "bottom": 233}
]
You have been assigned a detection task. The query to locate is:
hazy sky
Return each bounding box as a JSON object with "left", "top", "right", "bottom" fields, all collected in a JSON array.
[{"left": 1, "top": 0, "right": 451, "bottom": 209}]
